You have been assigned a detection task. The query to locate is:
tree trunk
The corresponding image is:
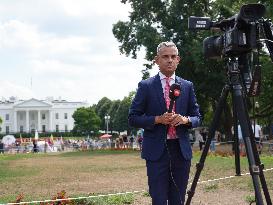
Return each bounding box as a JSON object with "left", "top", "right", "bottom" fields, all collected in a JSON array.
[
  {"left": 268, "top": 116, "right": 272, "bottom": 139},
  {"left": 210, "top": 99, "right": 233, "bottom": 141}
]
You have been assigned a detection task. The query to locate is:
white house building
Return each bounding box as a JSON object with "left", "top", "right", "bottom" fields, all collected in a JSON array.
[{"left": 0, "top": 97, "right": 88, "bottom": 134}]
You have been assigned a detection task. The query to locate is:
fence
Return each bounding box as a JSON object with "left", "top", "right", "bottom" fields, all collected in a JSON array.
[
  {"left": 0, "top": 138, "right": 141, "bottom": 154},
  {"left": 0, "top": 138, "right": 272, "bottom": 155}
]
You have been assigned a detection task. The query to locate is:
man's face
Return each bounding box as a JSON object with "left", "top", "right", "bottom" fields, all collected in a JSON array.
[{"left": 155, "top": 46, "right": 180, "bottom": 77}]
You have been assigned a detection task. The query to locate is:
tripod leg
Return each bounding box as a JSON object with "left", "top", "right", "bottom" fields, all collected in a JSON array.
[
  {"left": 230, "top": 57, "right": 271, "bottom": 205},
  {"left": 185, "top": 85, "right": 230, "bottom": 205},
  {"left": 232, "top": 97, "right": 241, "bottom": 176},
  {"left": 247, "top": 115, "right": 272, "bottom": 205},
  {"left": 252, "top": 150, "right": 273, "bottom": 205},
  {"left": 233, "top": 85, "right": 265, "bottom": 205}
]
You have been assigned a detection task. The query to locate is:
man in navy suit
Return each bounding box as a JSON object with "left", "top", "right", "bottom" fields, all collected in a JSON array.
[{"left": 128, "top": 42, "right": 201, "bottom": 205}]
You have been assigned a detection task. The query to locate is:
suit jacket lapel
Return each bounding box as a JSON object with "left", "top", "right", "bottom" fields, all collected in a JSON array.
[
  {"left": 175, "top": 76, "right": 186, "bottom": 114},
  {"left": 153, "top": 74, "right": 166, "bottom": 112}
]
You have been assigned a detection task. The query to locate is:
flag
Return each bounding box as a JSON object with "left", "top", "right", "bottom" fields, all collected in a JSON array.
[{"left": 50, "top": 134, "right": 54, "bottom": 144}]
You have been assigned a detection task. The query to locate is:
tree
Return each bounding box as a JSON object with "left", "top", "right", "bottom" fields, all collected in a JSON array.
[
  {"left": 107, "top": 100, "right": 121, "bottom": 133},
  {"left": 112, "top": 92, "right": 135, "bottom": 134},
  {"left": 112, "top": 0, "right": 229, "bottom": 136},
  {"left": 72, "top": 107, "right": 101, "bottom": 134},
  {"left": 95, "top": 97, "right": 112, "bottom": 130},
  {"left": 113, "top": 0, "right": 273, "bottom": 139},
  {"left": 92, "top": 92, "right": 136, "bottom": 135}
]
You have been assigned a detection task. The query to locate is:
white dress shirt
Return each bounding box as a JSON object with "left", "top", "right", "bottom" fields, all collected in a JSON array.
[{"left": 159, "top": 72, "right": 175, "bottom": 96}]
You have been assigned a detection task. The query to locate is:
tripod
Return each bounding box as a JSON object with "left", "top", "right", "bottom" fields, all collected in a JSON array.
[{"left": 186, "top": 57, "right": 272, "bottom": 205}]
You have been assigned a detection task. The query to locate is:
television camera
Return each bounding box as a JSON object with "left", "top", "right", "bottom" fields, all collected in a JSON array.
[
  {"left": 188, "top": 3, "right": 273, "bottom": 60},
  {"left": 189, "top": 3, "right": 273, "bottom": 97}
]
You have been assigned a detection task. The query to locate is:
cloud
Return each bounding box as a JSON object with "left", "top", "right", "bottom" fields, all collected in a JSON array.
[
  {"left": 0, "top": 0, "right": 147, "bottom": 105},
  {"left": 29, "top": 59, "right": 87, "bottom": 77},
  {"left": 0, "top": 20, "right": 41, "bottom": 50},
  {"left": 58, "top": 0, "right": 130, "bottom": 18},
  {"left": 0, "top": 19, "right": 92, "bottom": 55},
  {"left": 0, "top": 81, "right": 33, "bottom": 99}
]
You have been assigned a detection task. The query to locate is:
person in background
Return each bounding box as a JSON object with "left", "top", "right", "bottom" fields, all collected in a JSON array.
[
  {"left": 115, "top": 137, "right": 120, "bottom": 149},
  {"left": 122, "top": 134, "right": 128, "bottom": 149},
  {"left": 129, "top": 135, "right": 134, "bottom": 149},
  {"left": 119, "top": 135, "right": 124, "bottom": 149},
  {"left": 189, "top": 131, "right": 195, "bottom": 147},
  {"left": 251, "top": 119, "right": 263, "bottom": 154},
  {"left": 237, "top": 124, "right": 245, "bottom": 155},
  {"left": 200, "top": 128, "right": 207, "bottom": 147},
  {"left": 33, "top": 140, "right": 38, "bottom": 153},
  {"left": 0, "top": 140, "right": 4, "bottom": 154},
  {"left": 137, "top": 134, "right": 143, "bottom": 151},
  {"left": 44, "top": 139, "right": 48, "bottom": 153},
  {"left": 195, "top": 129, "right": 204, "bottom": 151},
  {"left": 15, "top": 140, "right": 20, "bottom": 153},
  {"left": 210, "top": 130, "right": 218, "bottom": 153}
]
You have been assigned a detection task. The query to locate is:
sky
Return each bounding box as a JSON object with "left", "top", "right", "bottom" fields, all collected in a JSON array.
[{"left": 0, "top": 0, "right": 158, "bottom": 105}]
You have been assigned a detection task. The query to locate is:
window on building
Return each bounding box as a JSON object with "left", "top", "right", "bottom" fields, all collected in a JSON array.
[
  {"left": 31, "top": 113, "right": 35, "bottom": 120},
  {"left": 20, "top": 126, "right": 24, "bottom": 133},
  {"left": 42, "top": 113, "right": 46, "bottom": 120},
  {"left": 64, "top": 113, "right": 68, "bottom": 119},
  {"left": 56, "top": 125, "right": 59, "bottom": 132},
  {"left": 42, "top": 125, "right": 46, "bottom": 132},
  {"left": 20, "top": 113, "right": 23, "bottom": 120},
  {"left": 5, "top": 114, "right": 9, "bottom": 121},
  {"left": 65, "top": 125, "right": 68, "bottom": 132},
  {"left": 55, "top": 113, "right": 59, "bottom": 120},
  {"left": 6, "top": 126, "right": 9, "bottom": 134}
]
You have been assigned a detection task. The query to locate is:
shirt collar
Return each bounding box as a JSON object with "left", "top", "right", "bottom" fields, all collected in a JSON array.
[{"left": 159, "top": 71, "right": 175, "bottom": 81}]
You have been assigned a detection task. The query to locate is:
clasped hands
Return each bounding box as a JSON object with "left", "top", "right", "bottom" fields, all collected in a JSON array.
[{"left": 155, "top": 112, "right": 189, "bottom": 126}]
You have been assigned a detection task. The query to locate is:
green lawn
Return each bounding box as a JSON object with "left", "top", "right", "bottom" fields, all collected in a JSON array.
[{"left": 0, "top": 150, "right": 272, "bottom": 204}]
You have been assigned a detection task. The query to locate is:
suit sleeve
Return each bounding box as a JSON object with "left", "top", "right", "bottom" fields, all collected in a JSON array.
[
  {"left": 128, "top": 81, "right": 155, "bottom": 129},
  {"left": 187, "top": 82, "right": 201, "bottom": 128}
]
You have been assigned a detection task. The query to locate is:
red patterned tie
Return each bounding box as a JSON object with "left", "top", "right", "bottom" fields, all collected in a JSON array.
[{"left": 164, "top": 77, "right": 176, "bottom": 139}]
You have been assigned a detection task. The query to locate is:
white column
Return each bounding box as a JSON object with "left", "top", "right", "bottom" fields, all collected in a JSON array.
[
  {"left": 38, "top": 110, "right": 41, "bottom": 132},
  {"left": 26, "top": 110, "right": 29, "bottom": 133},
  {"left": 48, "top": 110, "right": 52, "bottom": 132},
  {"left": 13, "top": 110, "right": 17, "bottom": 133}
]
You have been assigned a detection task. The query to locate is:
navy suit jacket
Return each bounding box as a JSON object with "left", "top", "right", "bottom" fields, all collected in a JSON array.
[{"left": 128, "top": 74, "right": 201, "bottom": 161}]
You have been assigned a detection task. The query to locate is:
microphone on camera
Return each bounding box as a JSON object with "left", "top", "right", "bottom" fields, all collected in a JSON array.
[{"left": 168, "top": 83, "right": 181, "bottom": 113}]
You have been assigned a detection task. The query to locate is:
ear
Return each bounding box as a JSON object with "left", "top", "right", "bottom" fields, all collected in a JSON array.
[
  {"left": 154, "top": 55, "right": 159, "bottom": 65},
  {"left": 176, "top": 56, "right": 181, "bottom": 63}
]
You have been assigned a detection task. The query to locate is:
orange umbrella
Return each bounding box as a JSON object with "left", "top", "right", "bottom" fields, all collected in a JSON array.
[{"left": 99, "top": 134, "right": 112, "bottom": 139}]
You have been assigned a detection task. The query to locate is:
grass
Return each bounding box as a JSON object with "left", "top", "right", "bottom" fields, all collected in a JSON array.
[
  {"left": 191, "top": 152, "right": 273, "bottom": 191},
  {"left": 203, "top": 183, "right": 219, "bottom": 192},
  {"left": 0, "top": 149, "right": 272, "bottom": 204},
  {"left": 245, "top": 195, "right": 256, "bottom": 203},
  {"left": 0, "top": 150, "right": 147, "bottom": 203},
  {"left": 59, "top": 149, "right": 138, "bottom": 157},
  {"left": 63, "top": 193, "right": 135, "bottom": 205}
]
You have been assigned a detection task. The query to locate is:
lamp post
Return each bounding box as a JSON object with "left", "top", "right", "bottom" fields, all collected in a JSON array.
[
  {"left": 104, "top": 114, "right": 110, "bottom": 134},
  {"left": 255, "top": 101, "right": 260, "bottom": 121},
  {"left": 255, "top": 101, "right": 260, "bottom": 110}
]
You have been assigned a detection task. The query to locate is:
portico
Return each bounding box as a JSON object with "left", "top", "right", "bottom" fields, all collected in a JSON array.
[
  {"left": 14, "top": 109, "right": 53, "bottom": 133},
  {"left": 13, "top": 99, "right": 53, "bottom": 133}
]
